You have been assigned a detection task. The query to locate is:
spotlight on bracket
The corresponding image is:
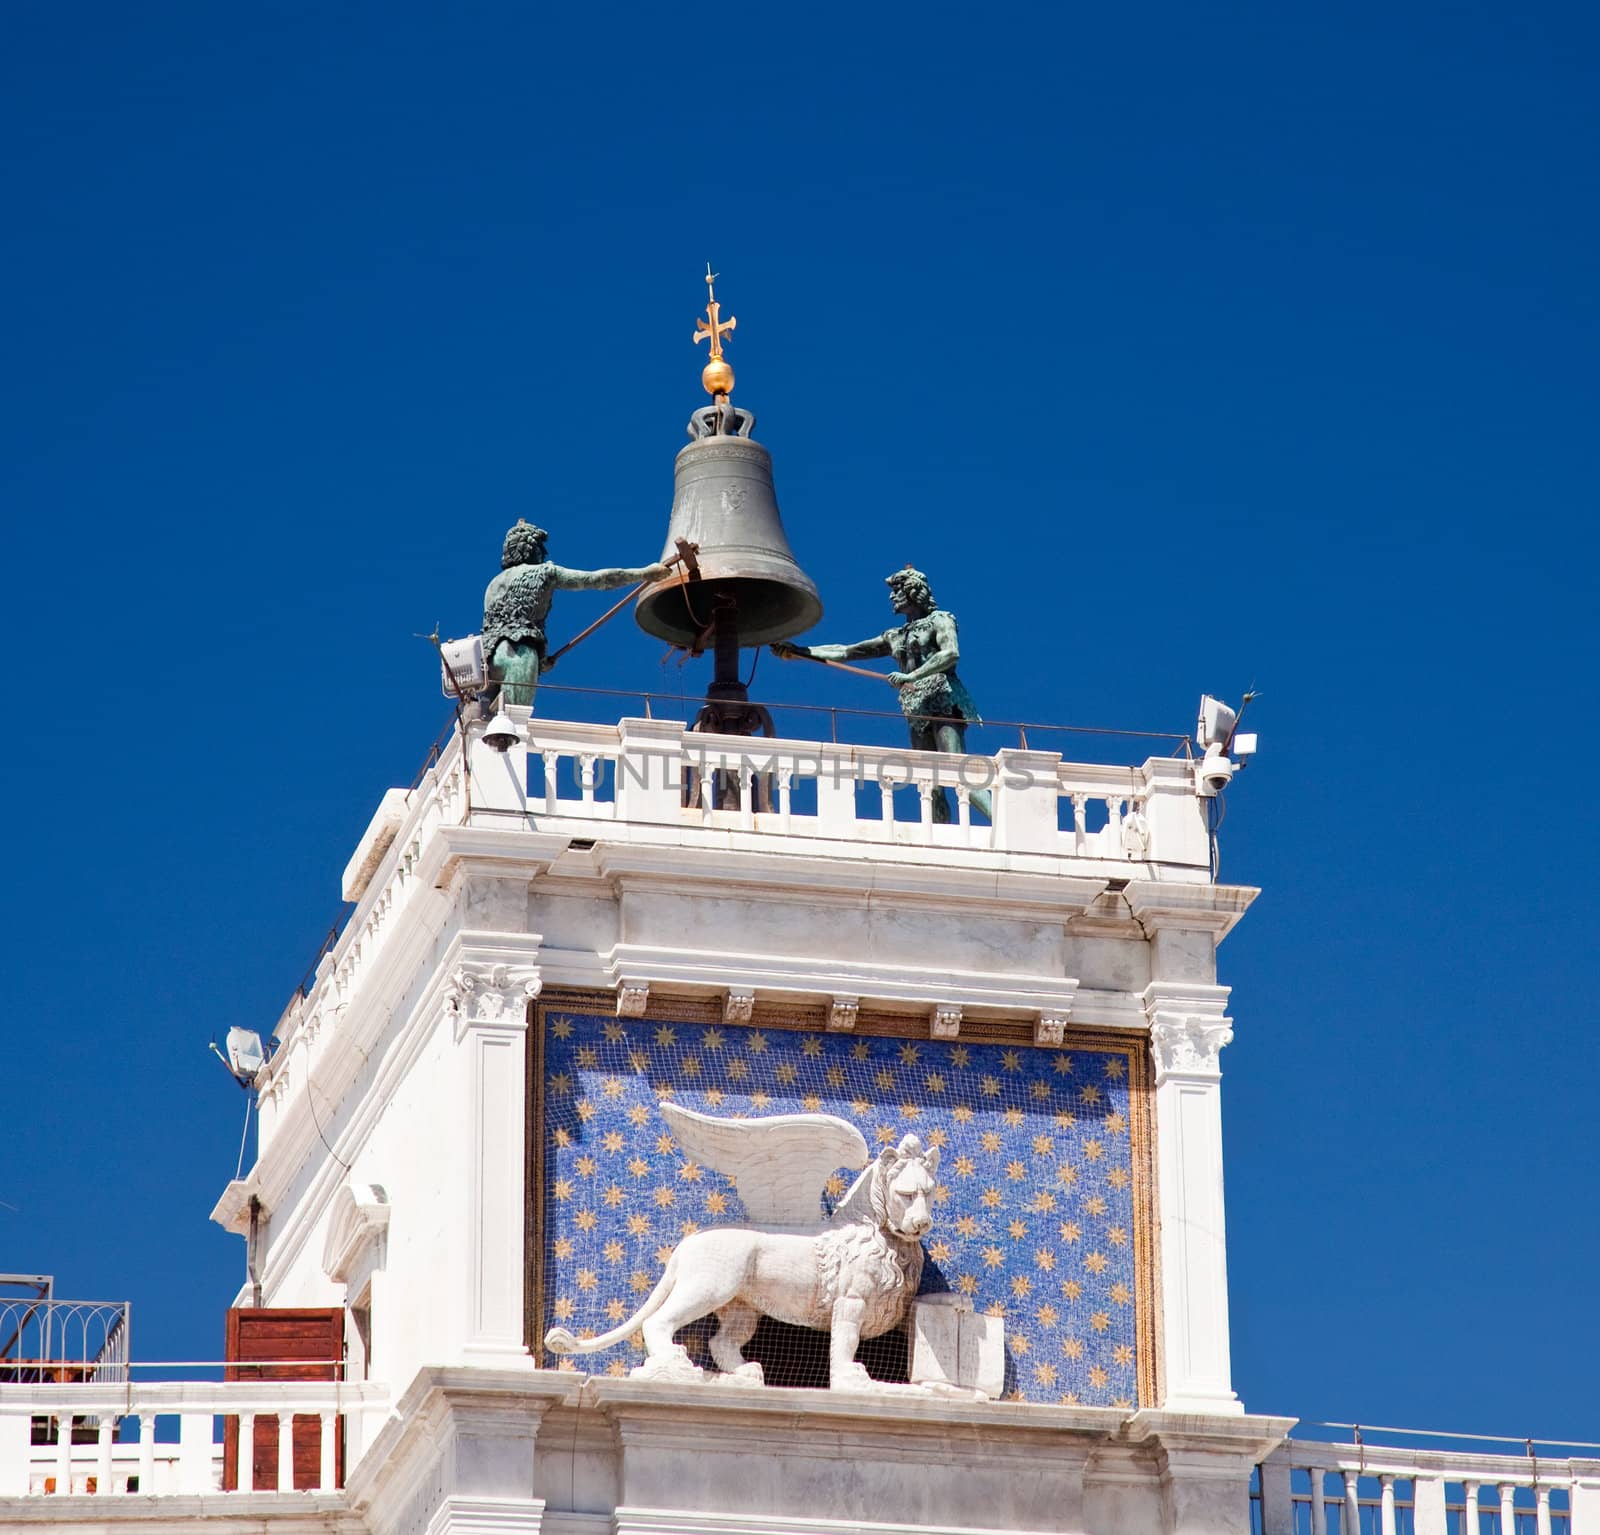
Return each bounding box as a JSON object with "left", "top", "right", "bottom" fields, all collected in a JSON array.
[
  {"left": 1195, "top": 692, "right": 1260, "bottom": 798},
  {"left": 209, "top": 1026, "right": 268, "bottom": 1090}
]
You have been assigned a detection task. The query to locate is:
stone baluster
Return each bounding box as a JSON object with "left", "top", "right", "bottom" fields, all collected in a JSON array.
[
  {"left": 138, "top": 1410, "right": 156, "bottom": 1491},
  {"left": 954, "top": 783, "right": 972, "bottom": 829},
  {"left": 542, "top": 751, "right": 559, "bottom": 815},
  {"left": 777, "top": 766, "right": 793, "bottom": 830},
  {"left": 1536, "top": 1484, "right": 1553, "bottom": 1535},
  {"left": 1464, "top": 1481, "right": 1480, "bottom": 1535},
  {"left": 238, "top": 1412, "right": 256, "bottom": 1492},
  {"left": 278, "top": 1412, "right": 295, "bottom": 1491},
  {"left": 1343, "top": 1471, "right": 1361, "bottom": 1535},
  {"left": 319, "top": 1411, "right": 338, "bottom": 1492},
  {"left": 739, "top": 763, "right": 756, "bottom": 830},
  {"left": 917, "top": 777, "right": 934, "bottom": 836},
  {"left": 1071, "top": 792, "right": 1089, "bottom": 855},
  {"left": 1104, "top": 795, "right": 1124, "bottom": 852},
  {"left": 95, "top": 1419, "right": 113, "bottom": 1493},
  {"left": 877, "top": 771, "right": 895, "bottom": 828},
  {"left": 1380, "top": 1474, "right": 1396, "bottom": 1535},
  {"left": 1309, "top": 1466, "right": 1327, "bottom": 1535},
  {"left": 578, "top": 753, "right": 598, "bottom": 804},
  {"left": 54, "top": 1414, "right": 72, "bottom": 1494},
  {"left": 1501, "top": 1485, "right": 1519, "bottom": 1535}
]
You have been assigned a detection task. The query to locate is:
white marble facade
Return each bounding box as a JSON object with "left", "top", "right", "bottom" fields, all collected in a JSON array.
[{"left": 197, "top": 711, "right": 1273, "bottom": 1534}]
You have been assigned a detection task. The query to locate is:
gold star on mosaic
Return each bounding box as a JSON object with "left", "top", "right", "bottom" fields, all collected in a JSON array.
[{"left": 550, "top": 1018, "right": 574, "bottom": 1039}]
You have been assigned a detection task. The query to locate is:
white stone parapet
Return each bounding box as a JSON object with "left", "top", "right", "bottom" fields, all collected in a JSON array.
[
  {"left": 0, "top": 1377, "right": 389, "bottom": 1498},
  {"left": 1258, "top": 1437, "right": 1600, "bottom": 1534},
  {"left": 468, "top": 713, "right": 1212, "bottom": 877}
]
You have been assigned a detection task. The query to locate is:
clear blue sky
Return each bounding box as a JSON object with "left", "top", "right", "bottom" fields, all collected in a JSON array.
[{"left": 3, "top": 3, "right": 1596, "bottom": 1439}]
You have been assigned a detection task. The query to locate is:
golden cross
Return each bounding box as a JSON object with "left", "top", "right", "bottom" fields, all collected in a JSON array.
[{"left": 693, "top": 264, "right": 736, "bottom": 358}]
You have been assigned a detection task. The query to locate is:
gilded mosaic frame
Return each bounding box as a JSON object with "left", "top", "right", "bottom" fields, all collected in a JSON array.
[{"left": 524, "top": 986, "right": 1157, "bottom": 1407}]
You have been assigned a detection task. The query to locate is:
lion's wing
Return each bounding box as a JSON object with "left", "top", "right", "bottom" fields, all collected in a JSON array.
[{"left": 660, "top": 1102, "right": 869, "bottom": 1229}]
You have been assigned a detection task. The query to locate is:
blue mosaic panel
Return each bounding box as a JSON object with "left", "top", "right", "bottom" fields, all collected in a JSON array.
[{"left": 537, "top": 1008, "right": 1143, "bottom": 1406}]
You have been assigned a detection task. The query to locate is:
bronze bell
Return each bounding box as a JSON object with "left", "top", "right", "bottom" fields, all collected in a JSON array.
[{"left": 634, "top": 405, "right": 822, "bottom": 648}]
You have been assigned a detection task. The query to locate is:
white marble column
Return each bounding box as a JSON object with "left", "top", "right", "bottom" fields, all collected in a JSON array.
[
  {"left": 451, "top": 958, "right": 542, "bottom": 1363},
  {"left": 1145, "top": 980, "right": 1241, "bottom": 1415}
]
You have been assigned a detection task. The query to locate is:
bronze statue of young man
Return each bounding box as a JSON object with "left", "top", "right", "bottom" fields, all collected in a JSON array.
[
  {"left": 484, "top": 519, "right": 669, "bottom": 708},
  {"left": 773, "top": 566, "right": 990, "bottom": 822}
]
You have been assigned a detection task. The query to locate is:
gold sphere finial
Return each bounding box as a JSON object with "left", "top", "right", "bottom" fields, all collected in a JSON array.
[{"left": 693, "top": 263, "right": 737, "bottom": 399}]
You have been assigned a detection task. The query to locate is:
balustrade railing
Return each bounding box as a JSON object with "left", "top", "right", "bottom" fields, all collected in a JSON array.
[
  {"left": 477, "top": 714, "right": 1208, "bottom": 870},
  {"left": 0, "top": 1378, "right": 388, "bottom": 1497},
  {"left": 1255, "top": 1437, "right": 1599, "bottom": 1535},
  {"left": 0, "top": 1298, "right": 130, "bottom": 1386}
]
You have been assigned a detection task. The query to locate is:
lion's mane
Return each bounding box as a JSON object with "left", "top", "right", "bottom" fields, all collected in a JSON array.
[{"left": 812, "top": 1160, "right": 926, "bottom": 1337}]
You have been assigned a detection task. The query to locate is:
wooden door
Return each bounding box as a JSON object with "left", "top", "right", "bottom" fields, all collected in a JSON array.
[{"left": 221, "top": 1307, "right": 344, "bottom": 1491}]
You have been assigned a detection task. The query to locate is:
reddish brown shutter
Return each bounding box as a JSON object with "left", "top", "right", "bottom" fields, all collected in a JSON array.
[{"left": 221, "top": 1308, "right": 344, "bottom": 1491}]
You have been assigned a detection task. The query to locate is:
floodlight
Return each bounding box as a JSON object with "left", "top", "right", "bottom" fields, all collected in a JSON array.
[
  {"left": 1196, "top": 695, "right": 1238, "bottom": 750},
  {"left": 440, "top": 635, "right": 487, "bottom": 699},
  {"left": 226, "top": 1027, "right": 267, "bottom": 1084},
  {"left": 482, "top": 709, "right": 522, "bottom": 753}
]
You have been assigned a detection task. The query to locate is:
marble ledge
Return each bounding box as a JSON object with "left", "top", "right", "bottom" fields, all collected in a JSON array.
[{"left": 364, "top": 1363, "right": 1291, "bottom": 1454}]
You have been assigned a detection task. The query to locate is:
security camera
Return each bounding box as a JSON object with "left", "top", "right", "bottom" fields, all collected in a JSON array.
[
  {"left": 1196, "top": 745, "right": 1234, "bottom": 798},
  {"left": 481, "top": 708, "right": 522, "bottom": 753}
]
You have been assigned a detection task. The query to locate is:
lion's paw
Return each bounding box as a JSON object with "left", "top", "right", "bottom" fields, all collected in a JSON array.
[
  {"left": 631, "top": 1349, "right": 705, "bottom": 1383},
  {"left": 718, "top": 1362, "right": 765, "bottom": 1387},
  {"left": 828, "top": 1362, "right": 877, "bottom": 1393}
]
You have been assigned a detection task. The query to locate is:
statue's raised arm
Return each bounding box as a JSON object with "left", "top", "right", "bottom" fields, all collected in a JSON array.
[
  {"left": 772, "top": 566, "right": 988, "bottom": 824},
  {"left": 482, "top": 520, "right": 669, "bottom": 708}
]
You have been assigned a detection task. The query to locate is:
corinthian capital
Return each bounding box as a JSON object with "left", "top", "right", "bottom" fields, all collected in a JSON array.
[{"left": 1143, "top": 982, "right": 1233, "bottom": 1082}]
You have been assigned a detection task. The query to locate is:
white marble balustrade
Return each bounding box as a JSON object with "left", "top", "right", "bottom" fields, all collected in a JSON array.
[
  {"left": 474, "top": 712, "right": 1209, "bottom": 871},
  {"left": 0, "top": 1379, "right": 389, "bottom": 1497},
  {"left": 1258, "top": 1438, "right": 1600, "bottom": 1535}
]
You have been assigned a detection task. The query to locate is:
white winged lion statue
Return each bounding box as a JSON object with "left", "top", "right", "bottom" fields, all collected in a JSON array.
[{"left": 543, "top": 1103, "right": 939, "bottom": 1390}]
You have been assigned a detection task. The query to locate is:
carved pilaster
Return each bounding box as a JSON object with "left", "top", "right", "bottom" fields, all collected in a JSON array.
[{"left": 930, "top": 1004, "right": 962, "bottom": 1040}]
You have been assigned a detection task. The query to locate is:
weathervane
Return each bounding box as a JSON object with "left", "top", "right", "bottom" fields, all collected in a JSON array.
[{"left": 694, "top": 264, "right": 737, "bottom": 398}]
